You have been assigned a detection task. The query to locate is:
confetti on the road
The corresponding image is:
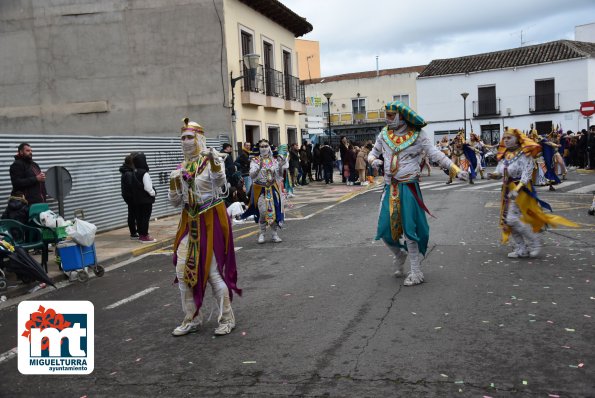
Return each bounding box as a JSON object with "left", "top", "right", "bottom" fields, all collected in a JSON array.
[
  {"left": 454, "top": 380, "right": 464, "bottom": 384},
  {"left": 163, "top": 303, "right": 171, "bottom": 307},
  {"left": 411, "top": 312, "right": 417, "bottom": 315},
  {"left": 482, "top": 320, "right": 489, "bottom": 323},
  {"left": 490, "top": 383, "right": 495, "bottom": 388},
  {"left": 483, "top": 396, "right": 493, "bottom": 398},
  {"left": 440, "top": 374, "right": 448, "bottom": 378},
  {"left": 241, "top": 332, "right": 246, "bottom": 336},
  {"left": 569, "top": 365, "right": 578, "bottom": 369},
  {"left": 565, "top": 328, "right": 576, "bottom": 332},
  {"left": 561, "top": 345, "right": 571, "bottom": 349},
  {"left": 109, "top": 372, "right": 117, "bottom": 376},
  {"left": 528, "top": 314, "right": 536, "bottom": 317},
  {"left": 505, "top": 302, "right": 512, "bottom": 305},
  {"left": 188, "top": 361, "right": 193, "bottom": 364},
  {"left": 348, "top": 273, "right": 353, "bottom": 276},
  {"left": 543, "top": 286, "right": 550, "bottom": 289},
  {"left": 242, "top": 361, "right": 256, "bottom": 364},
  {"left": 135, "top": 358, "right": 142, "bottom": 362},
  {"left": 434, "top": 327, "right": 442, "bottom": 330},
  {"left": 308, "top": 296, "right": 315, "bottom": 298},
  {"left": 125, "top": 338, "right": 133, "bottom": 342},
  {"left": 283, "top": 294, "right": 291, "bottom": 297},
  {"left": 585, "top": 315, "right": 591, "bottom": 318},
  {"left": 552, "top": 302, "right": 557, "bottom": 305},
  {"left": 578, "top": 363, "right": 584, "bottom": 368},
  {"left": 522, "top": 380, "right": 528, "bottom": 385},
  {"left": 531, "top": 301, "right": 538, "bottom": 304},
  {"left": 548, "top": 395, "right": 560, "bottom": 398},
  {"left": 547, "top": 320, "right": 554, "bottom": 324}
]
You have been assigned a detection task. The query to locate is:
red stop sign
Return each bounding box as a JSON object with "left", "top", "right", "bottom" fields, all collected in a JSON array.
[{"left": 580, "top": 101, "right": 595, "bottom": 117}]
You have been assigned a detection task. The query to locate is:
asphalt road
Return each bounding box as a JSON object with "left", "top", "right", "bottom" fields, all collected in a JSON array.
[{"left": 0, "top": 170, "right": 594, "bottom": 397}]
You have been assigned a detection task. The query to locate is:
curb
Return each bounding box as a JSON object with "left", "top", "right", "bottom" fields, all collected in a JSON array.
[{"left": 2, "top": 237, "right": 176, "bottom": 300}]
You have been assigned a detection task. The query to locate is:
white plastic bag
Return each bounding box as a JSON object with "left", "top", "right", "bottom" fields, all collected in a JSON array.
[
  {"left": 66, "top": 218, "right": 97, "bottom": 246},
  {"left": 39, "top": 210, "right": 67, "bottom": 228}
]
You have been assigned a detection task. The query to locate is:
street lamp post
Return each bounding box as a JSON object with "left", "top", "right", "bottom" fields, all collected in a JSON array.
[
  {"left": 461, "top": 92, "right": 469, "bottom": 140},
  {"left": 230, "top": 53, "right": 260, "bottom": 157},
  {"left": 323, "top": 92, "right": 332, "bottom": 145}
]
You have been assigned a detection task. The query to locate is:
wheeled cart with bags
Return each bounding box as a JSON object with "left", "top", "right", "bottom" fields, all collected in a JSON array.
[{"left": 56, "top": 241, "right": 104, "bottom": 282}]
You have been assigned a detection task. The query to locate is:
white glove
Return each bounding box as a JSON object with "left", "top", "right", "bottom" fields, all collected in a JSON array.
[
  {"left": 371, "top": 159, "right": 383, "bottom": 169},
  {"left": 508, "top": 190, "right": 519, "bottom": 200},
  {"left": 457, "top": 171, "right": 469, "bottom": 181},
  {"left": 169, "top": 169, "right": 182, "bottom": 179}
]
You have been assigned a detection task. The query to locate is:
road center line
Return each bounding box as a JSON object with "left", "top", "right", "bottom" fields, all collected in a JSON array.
[
  {"left": 104, "top": 287, "right": 160, "bottom": 310},
  {"left": 0, "top": 347, "right": 18, "bottom": 364}
]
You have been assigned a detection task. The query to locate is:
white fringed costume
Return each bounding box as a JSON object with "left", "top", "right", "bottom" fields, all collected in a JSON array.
[{"left": 168, "top": 118, "right": 240, "bottom": 336}]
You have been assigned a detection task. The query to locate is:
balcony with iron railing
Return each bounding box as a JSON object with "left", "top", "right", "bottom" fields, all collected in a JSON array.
[
  {"left": 472, "top": 98, "right": 501, "bottom": 117},
  {"left": 240, "top": 61, "right": 306, "bottom": 111},
  {"left": 529, "top": 93, "right": 560, "bottom": 113}
]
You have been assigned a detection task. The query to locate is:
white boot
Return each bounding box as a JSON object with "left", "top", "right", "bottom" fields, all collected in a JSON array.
[
  {"left": 271, "top": 230, "right": 282, "bottom": 243},
  {"left": 214, "top": 296, "right": 235, "bottom": 336},
  {"left": 172, "top": 316, "right": 201, "bottom": 337},
  {"left": 393, "top": 250, "right": 407, "bottom": 278},
  {"left": 404, "top": 241, "right": 424, "bottom": 286},
  {"left": 528, "top": 234, "right": 542, "bottom": 258},
  {"left": 258, "top": 223, "right": 266, "bottom": 244}
]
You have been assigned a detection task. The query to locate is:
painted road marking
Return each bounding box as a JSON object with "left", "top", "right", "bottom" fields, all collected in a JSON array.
[
  {"left": 431, "top": 179, "right": 490, "bottom": 191},
  {"left": 105, "top": 287, "right": 160, "bottom": 310},
  {"left": 0, "top": 347, "right": 17, "bottom": 364},
  {"left": 462, "top": 181, "right": 503, "bottom": 191},
  {"left": 535, "top": 180, "right": 580, "bottom": 191},
  {"left": 567, "top": 183, "right": 595, "bottom": 194}
]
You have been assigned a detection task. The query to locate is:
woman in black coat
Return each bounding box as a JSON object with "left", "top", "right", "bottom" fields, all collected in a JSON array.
[{"left": 119, "top": 153, "right": 138, "bottom": 239}]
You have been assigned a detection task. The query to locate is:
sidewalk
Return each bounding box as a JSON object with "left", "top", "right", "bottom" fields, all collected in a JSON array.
[{"left": 1, "top": 174, "right": 382, "bottom": 300}]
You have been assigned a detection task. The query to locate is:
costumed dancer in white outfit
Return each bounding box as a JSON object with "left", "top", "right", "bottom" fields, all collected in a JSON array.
[
  {"left": 488, "top": 128, "right": 577, "bottom": 258},
  {"left": 168, "top": 118, "right": 240, "bottom": 336},
  {"left": 242, "top": 139, "right": 286, "bottom": 243},
  {"left": 368, "top": 101, "right": 469, "bottom": 286}
]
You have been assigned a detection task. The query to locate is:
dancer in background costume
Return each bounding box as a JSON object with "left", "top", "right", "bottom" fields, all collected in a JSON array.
[
  {"left": 448, "top": 131, "right": 478, "bottom": 185},
  {"left": 242, "top": 139, "right": 286, "bottom": 244},
  {"left": 368, "top": 101, "right": 469, "bottom": 286},
  {"left": 488, "top": 128, "right": 578, "bottom": 258},
  {"left": 470, "top": 132, "right": 490, "bottom": 179},
  {"left": 168, "top": 118, "right": 240, "bottom": 336}
]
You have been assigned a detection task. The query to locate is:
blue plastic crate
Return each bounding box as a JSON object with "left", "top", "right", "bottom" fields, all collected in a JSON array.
[{"left": 57, "top": 243, "right": 96, "bottom": 271}]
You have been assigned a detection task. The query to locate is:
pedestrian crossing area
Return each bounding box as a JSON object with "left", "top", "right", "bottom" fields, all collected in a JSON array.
[{"left": 418, "top": 178, "right": 595, "bottom": 194}]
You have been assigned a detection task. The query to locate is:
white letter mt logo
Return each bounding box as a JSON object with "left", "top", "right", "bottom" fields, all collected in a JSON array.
[{"left": 18, "top": 301, "right": 94, "bottom": 375}]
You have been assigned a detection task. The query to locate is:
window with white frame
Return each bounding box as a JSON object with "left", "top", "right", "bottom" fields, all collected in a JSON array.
[
  {"left": 352, "top": 98, "right": 366, "bottom": 114},
  {"left": 393, "top": 94, "right": 410, "bottom": 106}
]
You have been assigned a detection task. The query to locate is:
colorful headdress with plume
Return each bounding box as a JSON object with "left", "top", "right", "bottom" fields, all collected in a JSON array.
[{"left": 496, "top": 128, "right": 541, "bottom": 161}]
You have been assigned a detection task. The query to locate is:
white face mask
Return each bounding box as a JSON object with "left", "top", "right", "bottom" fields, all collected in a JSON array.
[
  {"left": 182, "top": 140, "right": 197, "bottom": 157},
  {"left": 386, "top": 112, "right": 402, "bottom": 130},
  {"left": 503, "top": 134, "right": 518, "bottom": 149},
  {"left": 259, "top": 146, "right": 270, "bottom": 157}
]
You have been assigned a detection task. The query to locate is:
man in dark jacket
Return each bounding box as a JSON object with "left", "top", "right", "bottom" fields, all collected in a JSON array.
[
  {"left": 10, "top": 143, "right": 47, "bottom": 204},
  {"left": 320, "top": 142, "right": 336, "bottom": 184},
  {"left": 235, "top": 142, "right": 252, "bottom": 193},
  {"left": 221, "top": 143, "right": 236, "bottom": 181},
  {"left": 132, "top": 152, "right": 156, "bottom": 243},
  {"left": 119, "top": 153, "right": 139, "bottom": 239}
]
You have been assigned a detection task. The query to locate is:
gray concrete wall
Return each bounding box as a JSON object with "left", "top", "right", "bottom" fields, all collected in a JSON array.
[{"left": 0, "top": 0, "right": 231, "bottom": 137}]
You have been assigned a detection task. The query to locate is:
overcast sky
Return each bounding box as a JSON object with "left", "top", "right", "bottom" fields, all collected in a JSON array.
[{"left": 280, "top": 0, "right": 595, "bottom": 77}]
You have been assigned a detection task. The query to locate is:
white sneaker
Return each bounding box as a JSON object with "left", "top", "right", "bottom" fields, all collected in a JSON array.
[
  {"left": 404, "top": 271, "right": 424, "bottom": 286},
  {"left": 507, "top": 251, "right": 528, "bottom": 258},
  {"left": 172, "top": 320, "right": 200, "bottom": 336},
  {"left": 257, "top": 234, "right": 265, "bottom": 244},
  {"left": 272, "top": 233, "right": 282, "bottom": 243},
  {"left": 214, "top": 320, "right": 235, "bottom": 336}
]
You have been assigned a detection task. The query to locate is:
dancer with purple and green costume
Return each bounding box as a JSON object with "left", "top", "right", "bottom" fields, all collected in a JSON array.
[{"left": 168, "top": 118, "right": 240, "bottom": 337}]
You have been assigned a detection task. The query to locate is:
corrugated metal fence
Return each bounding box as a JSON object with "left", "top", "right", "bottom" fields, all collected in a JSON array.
[{"left": 0, "top": 135, "right": 225, "bottom": 232}]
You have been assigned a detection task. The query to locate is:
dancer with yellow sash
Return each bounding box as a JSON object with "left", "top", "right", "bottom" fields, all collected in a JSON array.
[
  {"left": 242, "top": 139, "right": 286, "bottom": 244},
  {"left": 368, "top": 101, "right": 469, "bottom": 286},
  {"left": 488, "top": 128, "right": 578, "bottom": 258},
  {"left": 168, "top": 118, "right": 240, "bottom": 336}
]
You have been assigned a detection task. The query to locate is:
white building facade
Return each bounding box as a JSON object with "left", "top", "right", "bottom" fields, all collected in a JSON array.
[{"left": 417, "top": 40, "right": 595, "bottom": 145}]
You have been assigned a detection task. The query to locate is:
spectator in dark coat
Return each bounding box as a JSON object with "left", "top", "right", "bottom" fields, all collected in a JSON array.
[
  {"left": 235, "top": 142, "right": 252, "bottom": 193},
  {"left": 132, "top": 152, "right": 156, "bottom": 243},
  {"left": 221, "top": 143, "right": 236, "bottom": 180},
  {"left": 288, "top": 143, "right": 300, "bottom": 186},
  {"left": 9, "top": 143, "right": 47, "bottom": 205},
  {"left": 299, "top": 144, "right": 310, "bottom": 186},
  {"left": 119, "top": 153, "right": 139, "bottom": 239},
  {"left": 312, "top": 143, "right": 322, "bottom": 181},
  {"left": 320, "top": 142, "right": 336, "bottom": 184}
]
